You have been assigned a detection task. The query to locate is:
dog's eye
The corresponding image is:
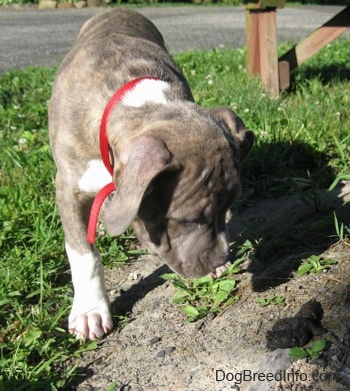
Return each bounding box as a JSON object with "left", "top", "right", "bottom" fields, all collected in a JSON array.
[
  {"left": 181, "top": 218, "right": 203, "bottom": 227},
  {"left": 144, "top": 183, "right": 153, "bottom": 195},
  {"left": 182, "top": 220, "right": 193, "bottom": 226}
]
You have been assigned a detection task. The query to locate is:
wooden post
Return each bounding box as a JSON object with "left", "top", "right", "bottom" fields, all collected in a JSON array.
[
  {"left": 244, "top": 2, "right": 350, "bottom": 96},
  {"left": 245, "top": 9, "right": 261, "bottom": 76},
  {"left": 244, "top": 0, "right": 286, "bottom": 97},
  {"left": 257, "top": 8, "right": 279, "bottom": 97}
]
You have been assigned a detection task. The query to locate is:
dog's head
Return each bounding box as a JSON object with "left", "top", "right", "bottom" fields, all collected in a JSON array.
[{"left": 104, "top": 105, "right": 254, "bottom": 278}]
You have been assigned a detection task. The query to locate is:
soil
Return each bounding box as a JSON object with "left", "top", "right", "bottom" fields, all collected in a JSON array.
[{"left": 68, "top": 181, "right": 350, "bottom": 391}]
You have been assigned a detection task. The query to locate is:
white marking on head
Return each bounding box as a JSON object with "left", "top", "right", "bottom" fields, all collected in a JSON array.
[
  {"left": 78, "top": 159, "right": 111, "bottom": 193},
  {"left": 122, "top": 79, "right": 170, "bottom": 107}
]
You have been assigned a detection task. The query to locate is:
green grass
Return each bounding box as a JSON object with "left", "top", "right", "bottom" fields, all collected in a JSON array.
[
  {"left": 0, "top": 69, "right": 140, "bottom": 389},
  {"left": 1, "top": 39, "right": 350, "bottom": 388}
]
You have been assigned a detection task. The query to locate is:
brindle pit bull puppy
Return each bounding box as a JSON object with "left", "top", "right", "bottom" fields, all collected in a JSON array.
[{"left": 49, "top": 9, "right": 254, "bottom": 340}]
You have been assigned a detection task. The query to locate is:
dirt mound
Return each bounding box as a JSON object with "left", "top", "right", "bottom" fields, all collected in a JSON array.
[{"left": 69, "top": 182, "right": 350, "bottom": 391}]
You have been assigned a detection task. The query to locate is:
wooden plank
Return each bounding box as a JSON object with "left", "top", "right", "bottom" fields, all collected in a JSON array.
[
  {"left": 280, "top": 5, "right": 350, "bottom": 71},
  {"left": 258, "top": 9, "right": 279, "bottom": 97},
  {"left": 245, "top": 9, "right": 261, "bottom": 76}
]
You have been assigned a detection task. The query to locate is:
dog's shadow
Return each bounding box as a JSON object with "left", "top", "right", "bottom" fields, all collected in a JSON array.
[
  {"left": 111, "top": 264, "right": 171, "bottom": 317},
  {"left": 228, "top": 139, "right": 350, "bottom": 292}
]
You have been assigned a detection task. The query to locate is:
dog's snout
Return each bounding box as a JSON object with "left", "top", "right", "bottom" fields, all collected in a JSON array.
[
  {"left": 203, "top": 250, "right": 231, "bottom": 279},
  {"left": 202, "top": 250, "right": 229, "bottom": 270}
]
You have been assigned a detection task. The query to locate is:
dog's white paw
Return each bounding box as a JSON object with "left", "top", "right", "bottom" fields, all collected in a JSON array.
[
  {"left": 68, "top": 304, "right": 113, "bottom": 340},
  {"left": 65, "top": 243, "right": 113, "bottom": 340}
]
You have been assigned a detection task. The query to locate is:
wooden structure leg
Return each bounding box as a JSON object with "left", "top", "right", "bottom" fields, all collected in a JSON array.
[
  {"left": 246, "top": 8, "right": 280, "bottom": 97},
  {"left": 280, "top": 6, "right": 350, "bottom": 72},
  {"left": 244, "top": 3, "right": 350, "bottom": 96}
]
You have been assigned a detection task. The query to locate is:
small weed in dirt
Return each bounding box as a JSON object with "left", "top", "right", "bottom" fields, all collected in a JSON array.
[
  {"left": 161, "top": 258, "right": 244, "bottom": 322},
  {"left": 333, "top": 212, "right": 350, "bottom": 243},
  {"left": 256, "top": 295, "right": 286, "bottom": 307},
  {"left": 296, "top": 255, "right": 337, "bottom": 276},
  {"left": 106, "top": 379, "right": 120, "bottom": 391},
  {"left": 290, "top": 339, "right": 327, "bottom": 360}
]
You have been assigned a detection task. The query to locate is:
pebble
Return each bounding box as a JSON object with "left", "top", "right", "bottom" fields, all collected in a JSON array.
[
  {"left": 57, "top": 1, "right": 74, "bottom": 9},
  {"left": 38, "top": 0, "right": 57, "bottom": 9},
  {"left": 128, "top": 272, "right": 139, "bottom": 281},
  {"left": 206, "top": 312, "right": 215, "bottom": 321},
  {"left": 75, "top": 1, "right": 86, "bottom": 8},
  {"left": 164, "top": 346, "right": 175, "bottom": 354},
  {"left": 318, "top": 286, "right": 329, "bottom": 293},
  {"left": 150, "top": 336, "right": 161, "bottom": 345},
  {"left": 156, "top": 346, "right": 175, "bottom": 357}
]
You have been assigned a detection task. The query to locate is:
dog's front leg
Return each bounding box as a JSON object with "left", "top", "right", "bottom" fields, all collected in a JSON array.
[
  {"left": 65, "top": 244, "right": 112, "bottom": 340},
  {"left": 56, "top": 174, "right": 113, "bottom": 340}
]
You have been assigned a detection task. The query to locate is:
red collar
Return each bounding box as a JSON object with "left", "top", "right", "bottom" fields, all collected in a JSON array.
[{"left": 87, "top": 77, "right": 159, "bottom": 244}]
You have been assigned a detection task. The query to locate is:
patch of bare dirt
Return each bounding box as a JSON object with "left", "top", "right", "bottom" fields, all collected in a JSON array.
[{"left": 68, "top": 182, "right": 350, "bottom": 391}]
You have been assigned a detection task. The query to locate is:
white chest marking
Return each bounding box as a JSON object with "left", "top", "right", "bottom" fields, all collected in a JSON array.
[
  {"left": 122, "top": 79, "right": 170, "bottom": 107},
  {"left": 78, "top": 159, "right": 111, "bottom": 193}
]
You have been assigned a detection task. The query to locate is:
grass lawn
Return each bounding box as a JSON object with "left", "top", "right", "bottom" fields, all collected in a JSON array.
[{"left": 0, "top": 39, "right": 349, "bottom": 389}]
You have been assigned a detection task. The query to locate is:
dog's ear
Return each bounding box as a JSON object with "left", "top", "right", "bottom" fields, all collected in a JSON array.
[
  {"left": 209, "top": 107, "right": 254, "bottom": 163},
  {"left": 104, "top": 135, "right": 173, "bottom": 236}
]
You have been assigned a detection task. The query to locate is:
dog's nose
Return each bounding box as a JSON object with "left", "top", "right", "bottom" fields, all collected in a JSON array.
[{"left": 209, "top": 252, "right": 230, "bottom": 269}]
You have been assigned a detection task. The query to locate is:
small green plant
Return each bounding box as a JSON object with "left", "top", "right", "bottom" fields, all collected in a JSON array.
[
  {"left": 290, "top": 339, "right": 326, "bottom": 360},
  {"left": 106, "top": 379, "right": 120, "bottom": 391},
  {"left": 256, "top": 295, "right": 285, "bottom": 307},
  {"left": 296, "top": 255, "right": 337, "bottom": 276},
  {"left": 161, "top": 240, "right": 255, "bottom": 322},
  {"left": 162, "top": 260, "right": 243, "bottom": 322},
  {"left": 333, "top": 212, "right": 350, "bottom": 243},
  {"left": 235, "top": 239, "right": 255, "bottom": 257},
  {"left": 114, "top": 314, "right": 131, "bottom": 329}
]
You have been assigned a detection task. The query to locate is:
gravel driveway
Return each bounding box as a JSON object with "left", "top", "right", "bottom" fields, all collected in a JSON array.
[{"left": 0, "top": 5, "right": 349, "bottom": 74}]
